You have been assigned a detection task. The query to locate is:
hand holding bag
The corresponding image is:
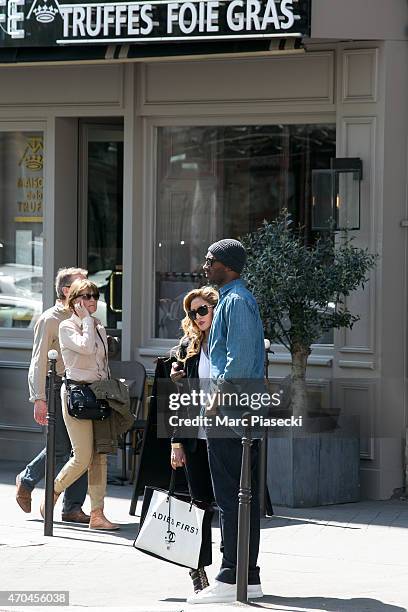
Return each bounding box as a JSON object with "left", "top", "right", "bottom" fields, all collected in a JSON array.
[{"left": 133, "top": 468, "right": 212, "bottom": 569}]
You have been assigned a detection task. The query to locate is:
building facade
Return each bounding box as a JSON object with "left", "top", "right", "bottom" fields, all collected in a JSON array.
[{"left": 0, "top": 0, "right": 407, "bottom": 500}]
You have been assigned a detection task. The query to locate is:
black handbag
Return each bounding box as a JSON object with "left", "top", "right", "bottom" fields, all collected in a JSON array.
[
  {"left": 66, "top": 380, "right": 111, "bottom": 421},
  {"left": 65, "top": 327, "right": 111, "bottom": 421}
]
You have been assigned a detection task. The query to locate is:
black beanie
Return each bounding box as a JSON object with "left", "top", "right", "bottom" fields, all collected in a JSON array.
[{"left": 208, "top": 239, "right": 247, "bottom": 274}]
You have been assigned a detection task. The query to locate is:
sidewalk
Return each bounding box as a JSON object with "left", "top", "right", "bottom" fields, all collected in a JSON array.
[{"left": 1, "top": 459, "right": 407, "bottom": 612}]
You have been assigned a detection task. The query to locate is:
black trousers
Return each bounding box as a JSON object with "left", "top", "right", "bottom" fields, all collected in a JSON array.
[
  {"left": 184, "top": 439, "right": 214, "bottom": 503},
  {"left": 206, "top": 437, "right": 260, "bottom": 585},
  {"left": 184, "top": 439, "right": 214, "bottom": 568}
]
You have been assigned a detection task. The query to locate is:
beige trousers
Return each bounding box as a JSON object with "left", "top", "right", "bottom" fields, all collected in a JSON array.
[{"left": 54, "top": 385, "right": 107, "bottom": 511}]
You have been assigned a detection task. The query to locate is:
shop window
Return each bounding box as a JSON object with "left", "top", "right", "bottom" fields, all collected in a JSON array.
[
  {"left": 155, "top": 124, "right": 336, "bottom": 340},
  {"left": 81, "top": 124, "right": 123, "bottom": 331},
  {"left": 0, "top": 132, "right": 44, "bottom": 329}
]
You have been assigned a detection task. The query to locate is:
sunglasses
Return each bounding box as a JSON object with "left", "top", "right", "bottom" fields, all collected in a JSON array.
[
  {"left": 77, "top": 293, "right": 99, "bottom": 301},
  {"left": 204, "top": 257, "right": 217, "bottom": 267},
  {"left": 188, "top": 305, "right": 212, "bottom": 321}
]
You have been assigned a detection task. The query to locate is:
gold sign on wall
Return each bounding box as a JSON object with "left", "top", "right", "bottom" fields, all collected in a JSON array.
[{"left": 15, "top": 135, "right": 44, "bottom": 222}]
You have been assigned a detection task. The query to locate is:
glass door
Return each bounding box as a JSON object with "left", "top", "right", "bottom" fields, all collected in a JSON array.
[{"left": 79, "top": 121, "right": 124, "bottom": 333}]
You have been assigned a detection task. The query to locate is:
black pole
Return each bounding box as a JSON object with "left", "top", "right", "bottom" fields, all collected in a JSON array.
[
  {"left": 44, "top": 349, "right": 58, "bottom": 537},
  {"left": 236, "top": 419, "right": 252, "bottom": 603},
  {"left": 259, "top": 340, "right": 270, "bottom": 517},
  {"left": 258, "top": 436, "right": 267, "bottom": 517},
  {"left": 264, "top": 339, "right": 270, "bottom": 380}
]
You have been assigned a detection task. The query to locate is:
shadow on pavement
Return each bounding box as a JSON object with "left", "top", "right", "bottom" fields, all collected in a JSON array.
[
  {"left": 43, "top": 533, "right": 135, "bottom": 547},
  {"left": 161, "top": 596, "right": 406, "bottom": 611},
  {"left": 261, "top": 499, "right": 408, "bottom": 530},
  {"left": 252, "top": 595, "right": 407, "bottom": 611},
  {"left": 260, "top": 517, "right": 361, "bottom": 530},
  {"left": 26, "top": 518, "right": 139, "bottom": 543}
]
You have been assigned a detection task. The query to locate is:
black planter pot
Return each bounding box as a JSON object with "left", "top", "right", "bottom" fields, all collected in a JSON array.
[{"left": 267, "top": 415, "right": 360, "bottom": 507}]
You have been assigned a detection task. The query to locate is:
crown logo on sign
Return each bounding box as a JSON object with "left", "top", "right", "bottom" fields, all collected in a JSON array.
[
  {"left": 19, "top": 137, "right": 44, "bottom": 171},
  {"left": 33, "top": 2, "right": 59, "bottom": 23},
  {"left": 24, "top": 155, "right": 43, "bottom": 170}
]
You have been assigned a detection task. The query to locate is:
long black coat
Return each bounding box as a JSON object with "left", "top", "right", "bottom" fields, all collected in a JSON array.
[{"left": 133, "top": 352, "right": 213, "bottom": 504}]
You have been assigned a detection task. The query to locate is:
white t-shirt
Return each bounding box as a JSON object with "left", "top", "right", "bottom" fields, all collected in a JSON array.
[{"left": 197, "top": 347, "right": 210, "bottom": 440}]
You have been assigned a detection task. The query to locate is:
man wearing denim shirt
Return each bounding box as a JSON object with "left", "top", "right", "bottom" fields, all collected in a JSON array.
[{"left": 188, "top": 239, "right": 265, "bottom": 605}]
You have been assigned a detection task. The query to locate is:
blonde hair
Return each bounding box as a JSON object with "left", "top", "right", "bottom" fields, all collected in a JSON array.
[
  {"left": 66, "top": 278, "right": 99, "bottom": 313},
  {"left": 55, "top": 267, "right": 88, "bottom": 299},
  {"left": 176, "top": 286, "right": 218, "bottom": 363}
]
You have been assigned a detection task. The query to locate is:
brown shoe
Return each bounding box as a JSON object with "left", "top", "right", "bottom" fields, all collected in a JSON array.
[
  {"left": 16, "top": 475, "right": 31, "bottom": 513},
  {"left": 89, "top": 508, "right": 119, "bottom": 531},
  {"left": 40, "top": 492, "right": 60, "bottom": 519},
  {"left": 61, "top": 509, "right": 90, "bottom": 524}
]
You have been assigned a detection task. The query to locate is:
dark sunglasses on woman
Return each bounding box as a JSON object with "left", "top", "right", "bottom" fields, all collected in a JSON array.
[
  {"left": 188, "top": 305, "right": 213, "bottom": 321},
  {"left": 78, "top": 293, "right": 100, "bottom": 301}
]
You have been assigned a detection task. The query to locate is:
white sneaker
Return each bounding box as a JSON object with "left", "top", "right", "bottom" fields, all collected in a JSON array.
[
  {"left": 187, "top": 581, "right": 235, "bottom": 604},
  {"left": 186, "top": 580, "right": 263, "bottom": 604},
  {"left": 248, "top": 583, "right": 263, "bottom": 599}
]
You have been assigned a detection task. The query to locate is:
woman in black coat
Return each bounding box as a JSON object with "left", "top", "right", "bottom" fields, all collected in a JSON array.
[{"left": 169, "top": 286, "right": 218, "bottom": 594}]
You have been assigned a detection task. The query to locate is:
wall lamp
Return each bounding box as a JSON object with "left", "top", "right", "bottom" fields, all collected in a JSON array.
[{"left": 311, "top": 158, "right": 363, "bottom": 231}]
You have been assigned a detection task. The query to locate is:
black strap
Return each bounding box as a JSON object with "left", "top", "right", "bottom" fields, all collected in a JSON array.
[
  {"left": 169, "top": 465, "right": 195, "bottom": 503},
  {"left": 166, "top": 466, "right": 196, "bottom": 538},
  {"left": 63, "top": 372, "right": 72, "bottom": 404},
  {"left": 96, "top": 326, "right": 111, "bottom": 379}
]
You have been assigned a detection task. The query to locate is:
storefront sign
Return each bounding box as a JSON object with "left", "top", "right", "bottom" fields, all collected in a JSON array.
[
  {"left": 0, "top": 0, "right": 311, "bottom": 46},
  {"left": 16, "top": 135, "right": 44, "bottom": 220}
]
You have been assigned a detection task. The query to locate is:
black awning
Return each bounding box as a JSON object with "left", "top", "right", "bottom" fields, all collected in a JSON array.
[{"left": 0, "top": 38, "right": 304, "bottom": 65}]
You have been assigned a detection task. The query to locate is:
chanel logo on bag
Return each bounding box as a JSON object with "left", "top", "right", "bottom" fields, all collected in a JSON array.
[{"left": 165, "top": 530, "right": 176, "bottom": 547}]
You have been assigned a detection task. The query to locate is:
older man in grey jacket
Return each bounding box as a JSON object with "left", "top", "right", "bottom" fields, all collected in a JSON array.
[{"left": 15, "top": 267, "right": 89, "bottom": 523}]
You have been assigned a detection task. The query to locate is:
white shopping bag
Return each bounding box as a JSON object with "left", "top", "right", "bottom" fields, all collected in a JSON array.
[{"left": 134, "top": 486, "right": 207, "bottom": 569}]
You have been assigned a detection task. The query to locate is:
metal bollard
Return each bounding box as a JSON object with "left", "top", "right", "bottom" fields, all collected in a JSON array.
[
  {"left": 259, "top": 339, "right": 271, "bottom": 517},
  {"left": 264, "top": 338, "right": 271, "bottom": 380},
  {"left": 44, "top": 349, "right": 58, "bottom": 537},
  {"left": 236, "top": 419, "right": 253, "bottom": 603},
  {"left": 259, "top": 432, "right": 274, "bottom": 516}
]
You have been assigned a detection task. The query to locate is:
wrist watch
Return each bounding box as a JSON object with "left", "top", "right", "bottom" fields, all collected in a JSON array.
[{"left": 171, "top": 443, "right": 183, "bottom": 449}]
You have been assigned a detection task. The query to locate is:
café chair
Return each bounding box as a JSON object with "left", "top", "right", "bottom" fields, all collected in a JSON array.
[{"left": 109, "top": 360, "right": 147, "bottom": 483}]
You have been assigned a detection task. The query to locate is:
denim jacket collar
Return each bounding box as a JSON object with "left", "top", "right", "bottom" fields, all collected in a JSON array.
[{"left": 218, "top": 278, "right": 246, "bottom": 297}]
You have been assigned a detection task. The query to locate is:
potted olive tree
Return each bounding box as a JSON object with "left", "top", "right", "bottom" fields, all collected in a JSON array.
[{"left": 242, "top": 212, "right": 377, "bottom": 507}]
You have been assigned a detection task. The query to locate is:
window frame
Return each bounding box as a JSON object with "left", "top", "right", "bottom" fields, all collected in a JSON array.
[
  {"left": 78, "top": 120, "right": 125, "bottom": 334},
  {"left": 0, "top": 121, "right": 47, "bottom": 348},
  {"left": 140, "top": 113, "right": 337, "bottom": 362}
]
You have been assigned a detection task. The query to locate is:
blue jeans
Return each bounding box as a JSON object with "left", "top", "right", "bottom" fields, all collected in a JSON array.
[
  {"left": 19, "top": 380, "right": 87, "bottom": 514},
  {"left": 206, "top": 436, "right": 260, "bottom": 585}
]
